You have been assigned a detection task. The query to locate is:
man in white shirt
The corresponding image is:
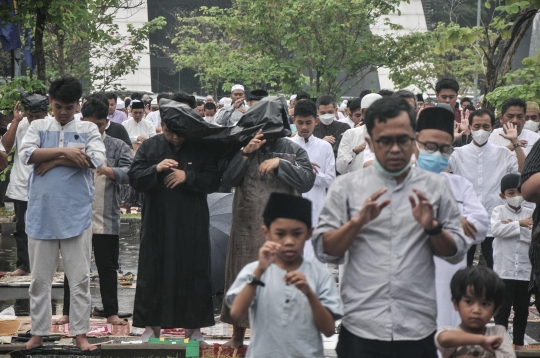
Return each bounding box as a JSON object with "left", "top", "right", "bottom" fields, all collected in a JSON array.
[
  {"left": 145, "top": 93, "right": 169, "bottom": 134},
  {"left": 524, "top": 101, "right": 540, "bottom": 132},
  {"left": 122, "top": 100, "right": 156, "bottom": 150},
  {"left": 289, "top": 99, "right": 335, "bottom": 267},
  {"left": 489, "top": 97, "right": 540, "bottom": 156},
  {"left": 340, "top": 94, "right": 383, "bottom": 170},
  {"left": 448, "top": 108, "right": 523, "bottom": 269}
]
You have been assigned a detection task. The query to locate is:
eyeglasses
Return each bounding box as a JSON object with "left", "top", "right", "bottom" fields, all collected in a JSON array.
[
  {"left": 374, "top": 136, "right": 415, "bottom": 151},
  {"left": 417, "top": 140, "right": 454, "bottom": 157}
]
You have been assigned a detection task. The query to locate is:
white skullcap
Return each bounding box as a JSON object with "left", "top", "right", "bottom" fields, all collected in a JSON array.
[
  {"left": 231, "top": 84, "right": 245, "bottom": 92},
  {"left": 151, "top": 99, "right": 158, "bottom": 105},
  {"left": 116, "top": 99, "right": 125, "bottom": 110},
  {"left": 361, "top": 93, "right": 383, "bottom": 109},
  {"left": 219, "top": 97, "right": 228, "bottom": 105},
  {"left": 290, "top": 94, "right": 297, "bottom": 100}
]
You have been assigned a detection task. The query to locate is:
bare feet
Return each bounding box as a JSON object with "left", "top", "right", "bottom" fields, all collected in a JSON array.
[
  {"left": 25, "top": 336, "right": 43, "bottom": 350},
  {"left": 8, "top": 268, "right": 28, "bottom": 276},
  {"left": 221, "top": 336, "right": 244, "bottom": 348},
  {"left": 75, "top": 335, "right": 97, "bottom": 351},
  {"left": 107, "top": 315, "right": 128, "bottom": 325},
  {"left": 52, "top": 315, "right": 69, "bottom": 325}
]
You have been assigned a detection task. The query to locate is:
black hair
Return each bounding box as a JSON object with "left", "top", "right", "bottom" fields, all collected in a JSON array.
[
  {"left": 460, "top": 97, "right": 472, "bottom": 106},
  {"left": 359, "top": 90, "right": 373, "bottom": 100},
  {"left": 171, "top": 92, "right": 196, "bottom": 109},
  {"left": 393, "top": 90, "right": 417, "bottom": 108},
  {"left": 501, "top": 97, "right": 526, "bottom": 115},
  {"left": 48, "top": 76, "right": 82, "bottom": 104},
  {"left": 464, "top": 105, "right": 476, "bottom": 112},
  {"left": 204, "top": 102, "right": 217, "bottom": 111},
  {"left": 378, "top": 89, "right": 394, "bottom": 98},
  {"left": 87, "top": 92, "right": 109, "bottom": 108},
  {"left": 130, "top": 92, "right": 142, "bottom": 101},
  {"left": 157, "top": 93, "right": 170, "bottom": 102},
  {"left": 349, "top": 98, "right": 362, "bottom": 114},
  {"left": 316, "top": 94, "right": 336, "bottom": 109},
  {"left": 468, "top": 109, "right": 495, "bottom": 126},
  {"left": 294, "top": 99, "right": 317, "bottom": 118},
  {"left": 105, "top": 92, "right": 117, "bottom": 101},
  {"left": 81, "top": 97, "right": 108, "bottom": 120},
  {"left": 263, "top": 217, "right": 273, "bottom": 228},
  {"left": 435, "top": 78, "right": 460, "bottom": 94},
  {"left": 450, "top": 266, "right": 505, "bottom": 312},
  {"left": 296, "top": 91, "right": 310, "bottom": 101},
  {"left": 196, "top": 101, "right": 204, "bottom": 107},
  {"left": 124, "top": 98, "right": 131, "bottom": 108},
  {"left": 364, "top": 97, "right": 416, "bottom": 137}
]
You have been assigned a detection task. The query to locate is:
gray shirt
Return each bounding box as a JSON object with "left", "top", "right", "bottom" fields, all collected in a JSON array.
[
  {"left": 312, "top": 166, "right": 468, "bottom": 341},
  {"left": 215, "top": 104, "right": 247, "bottom": 127},
  {"left": 226, "top": 260, "right": 343, "bottom": 358}
]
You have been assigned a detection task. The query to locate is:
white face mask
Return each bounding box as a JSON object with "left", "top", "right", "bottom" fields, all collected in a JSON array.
[
  {"left": 204, "top": 116, "right": 215, "bottom": 123},
  {"left": 524, "top": 120, "right": 539, "bottom": 132},
  {"left": 319, "top": 113, "right": 335, "bottom": 125},
  {"left": 506, "top": 195, "right": 524, "bottom": 208},
  {"left": 471, "top": 129, "right": 490, "bottom": 145}
]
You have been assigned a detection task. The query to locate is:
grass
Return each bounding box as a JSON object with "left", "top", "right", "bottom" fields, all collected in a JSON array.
[{"left": 121, "top": 213, "right": 142, "bottom": 218}]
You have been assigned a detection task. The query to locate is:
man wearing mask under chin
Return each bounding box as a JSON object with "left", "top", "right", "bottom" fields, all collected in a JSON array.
[
  {"left": 415, "top": 107, "right": 489, "bottom": 330},
  {"left": 312, "top": 94, "right": 350, "bottom": 157},
  {"left": 448, "top": 109, "right": 523, "bottom": 269}
]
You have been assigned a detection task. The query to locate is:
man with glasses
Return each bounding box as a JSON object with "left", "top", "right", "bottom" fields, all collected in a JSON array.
[
  {"left": 313, "top": 97, "right": 468, "bottom": 358},
  {"left": 448, "top": 109, "right": 522, "bottom": 269}
]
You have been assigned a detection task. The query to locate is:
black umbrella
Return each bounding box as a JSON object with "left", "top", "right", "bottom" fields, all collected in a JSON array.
[{"left": 207, "top": 193, "right": 233, "bottom": 294}]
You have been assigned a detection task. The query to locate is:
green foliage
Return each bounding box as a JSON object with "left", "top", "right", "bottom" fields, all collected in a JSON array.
[
  {"left": 0, "top": 148, "right": 16, "bottom": 182},
  {"left": 0, "top": 77, "right": 47, "bottom": 112}
]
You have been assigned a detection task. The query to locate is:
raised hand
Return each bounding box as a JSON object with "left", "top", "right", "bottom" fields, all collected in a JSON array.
[
  {"left": 351, "top": 188, "right": 391, "bottom": 227},
  {"left": 157, "top": 159, "right": 178, "bottom": 172},
  {"left": 242, "top": 129, "right": 266, "bottom": 154},
  {"left": 499, "top": 123, "right": 519, "bottom": 142},
  {"left": 284, "top": 271, "right": 312, "bottom": 296},
  {"left": 13, "top": 102, "right": 24, "bottom": 122},
  {"left": 409, "top": 189, "right": 435, "bottom": 230},
  {"left": 258, "top": 241, "right": 280, "bottom": 271}
]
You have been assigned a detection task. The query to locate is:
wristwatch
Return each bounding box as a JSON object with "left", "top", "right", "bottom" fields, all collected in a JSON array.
[
  {"left": 513, "top": 142, "right": 522, "bottom": 148},
  {"left": 240, "top": 147, "right": 251, "bottom": 157},
  {"left": 425, "top": 219, "right": 443, "bottom": 236},
  {"left": 246, "top": 274, "right": 265, "bottom": 287}
]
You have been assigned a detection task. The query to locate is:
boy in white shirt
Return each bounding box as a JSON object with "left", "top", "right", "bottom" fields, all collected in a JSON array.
[{"left": 491, "top": 173, "right": 533, "bottom": 350}]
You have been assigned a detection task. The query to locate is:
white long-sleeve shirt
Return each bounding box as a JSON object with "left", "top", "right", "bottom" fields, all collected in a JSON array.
[
  {"left": 448, "top": 142, "right": 518, "bottom": 236},
  {"left": 492, "top": 204, "right": 533, "bottom": 281},
  {"left": 336, "top": 126, "right": 366, "bottom": 174},
  {"left": 122, "top": 118, "right": 156, "bottom": 144},
  {"left": 489, "top": 128, "right": 540, "bottom": 156}
]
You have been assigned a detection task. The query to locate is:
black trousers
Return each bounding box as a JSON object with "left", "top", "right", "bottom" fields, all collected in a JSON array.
[
  {"left": 336, "top": 325, "right": 437, "bottom": 358},
  {"left": 63, "top": 234, "right": 119, "bottom": 318},
  {"left": 467, "top": 237, "right": 494, "bottom": 269},
  {"left": 494, "top": 279, "right": 530, "bottom": 346},
  {"left": 13, "top": 200, "right": 29, "bottom": 273}
]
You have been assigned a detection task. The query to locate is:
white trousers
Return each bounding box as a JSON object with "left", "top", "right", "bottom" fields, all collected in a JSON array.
[{"left": 28, "top": 226, "right": 92, "bottom": 335}]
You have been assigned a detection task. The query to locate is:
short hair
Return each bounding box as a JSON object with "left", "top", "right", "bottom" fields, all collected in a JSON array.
[
  {"left": 359, "top": 90, "right": 373, "bottom": 100},
  {"left": 157, "top": 93, "right": 170, "bottom": 102},
  {"left": 171, "top": 92, "right": 196, "bottom": 109},
  {"left": 296, "top": 91, "right": 310, "bottom": 101},
  {"left": 204, "top": 102, "right": 217, "bottom": 111},
  {"left": 124, "top": 98, "right": 131, "bottom": 108},
  {"left": 468, "top": 109, "right": 496, "bottom": 126},
  {"left": 105, "top": 92, "right": 117, "bottom": 101},
  {"left": 464, "top": 105, "right": 476, "bottom": 112},
  {"left": 450, "top": 266, "right": 505, "bottom": 312},
  {"left": 348, "top": 98, "right": 362, "bottom": 114},
  {"left": 424, "top": 98, "right": 436, "bottom": 106},
  {"left": 378, "top": 89, "right": 394, "bottom": 98},
  {"left": 131, "top": 92, "right": 143, "bottom": 101},
  {"left": 196, "top": 101, "right": 204, "bottom": 107},
  {"left": 48, "top": 76, "right": 82, "bottom": 104},
  {"left": 81, "top": 97, "right": 108, "bottom": 120},
  {"left": 501, "top": 97, "right": 526, "bottom": 115},
  {"left": 393, "top": 90, "right": 417, "bottom": 109},
  {"left": 364, "top": 97, "right": 416, "bottom": 137},
  {"left": 87, "top": 92, "right": 109, "bottom": 108},
  {"left": 435, "top": 78, "right": 460, "bottom": 94},
  {"left": 460, "top": 97, "right": 472, "bottom": 106},
  {"left": 294, "top": 99, "right": 317, "bottom": 118},
  {"left": 316, "top": 94, "right": 336, "bottom": 109}
]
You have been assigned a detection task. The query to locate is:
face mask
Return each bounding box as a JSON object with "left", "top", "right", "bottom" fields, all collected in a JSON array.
[
  {"left": 524, "top": 120, "right": 539, "bottom": 132},
  {"left": 374, "top": 159, "right": 412, "bottom": 178},
  {"left": 416, "top": 148, "right": 449, "bottom": 173},
  {"left": 506, "top": 195, "right": 524, "bottom": 208},
  {"left": 319, "top": 113, "right": 335, "bottom": 125},
  {"left": 471, "top": 129, "right": 490, "bottom": 146},
  {"left": 204, "top": 116, "right": 215, "bottom": 123}
]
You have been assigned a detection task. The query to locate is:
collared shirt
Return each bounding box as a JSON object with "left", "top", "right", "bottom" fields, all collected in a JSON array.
[
  {"left": 492, "top": 204, "right": 533, "bottom": 281},
  {"left": 92, "top": 134, "right": 132, "bottom": 235},
  {"left": 336, "top": 125, "right": 367, "bottom": 174},
  {"left": 145, "top": 111, "right": 161, "bottom": 129},
  {"left": 226, "top": 261, "right": 343, "bottom": 358},
  {"left": 312, "top": 166, "right": 467, "bottom": 341},
  {"left": 5, "top": 118, "right": 31, "bottom": 201},
  {"left": 448, "top": 142, "right": 518, "bottom": 236},
  {"left": 108, "top": 110, "right": 128, "bottom": 124},
  {"left": 20, "top": 118, "right": 106, "bottom": 240},
  {"left": 338, "top": 116, "right": 355, "bottom": 129},
  {"left": 290, "top": 134, "right": 336, "bottom": 227},
  {"left": 122, "top": 118, "right": 157, "bottom": 144},
  {"left": 489, "top": 128, "right": 540, "bottom": 156}
]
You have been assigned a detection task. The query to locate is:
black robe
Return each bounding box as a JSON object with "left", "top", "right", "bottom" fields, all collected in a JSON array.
[{"left": 128, "top": 135, "right": 220, "bottom": 328}]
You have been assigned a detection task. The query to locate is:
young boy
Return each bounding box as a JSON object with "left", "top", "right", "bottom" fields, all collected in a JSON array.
[
  {"left": 20, "top": 76, "right": 106, "bottom": 351},
  {"left": 491, "top": 173, "right": 533, "bottom": 350},
  {"left": 226, "top": 193, "right": 343, "bottom": 357},
  {"left": 435, "top": 266, "right": 515, "bottom": 358}
]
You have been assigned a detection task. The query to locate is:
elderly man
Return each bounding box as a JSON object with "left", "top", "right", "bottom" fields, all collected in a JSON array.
[
  {"left": 216, "top": 84, "right": 247, "bottom": 127},
  {"left": 313, "top": 97, "right": 468, "bottom": 358},
  {"left": 524, "top": 101, "right": 540, "bottom": 133}
]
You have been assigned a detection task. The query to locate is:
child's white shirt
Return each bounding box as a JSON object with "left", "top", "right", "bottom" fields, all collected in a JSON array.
[{"left": 435, "top": 325, "right": 515, "bottom": 357}]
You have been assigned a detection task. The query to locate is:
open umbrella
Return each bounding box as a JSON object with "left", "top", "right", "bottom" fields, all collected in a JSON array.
[{"left": 207, "top": 193, "right": 233, "bottom": 295}]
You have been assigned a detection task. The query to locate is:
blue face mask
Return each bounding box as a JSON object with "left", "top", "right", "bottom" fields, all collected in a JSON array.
[
  {"left": 417, "top": 148, "right": 449, "bottom": 173},
  {"left": 373, "top": 159, "right": 412, "bottom": 178}
]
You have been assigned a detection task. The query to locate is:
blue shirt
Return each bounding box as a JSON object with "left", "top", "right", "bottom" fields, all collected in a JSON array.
[{"left": 20, "top": 118, "right": 106, "bottom": 240}]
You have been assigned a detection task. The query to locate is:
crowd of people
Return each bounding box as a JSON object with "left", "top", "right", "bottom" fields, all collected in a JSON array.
[{"left": 4, "top": 74, "right": 540, "bottom": 358}]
